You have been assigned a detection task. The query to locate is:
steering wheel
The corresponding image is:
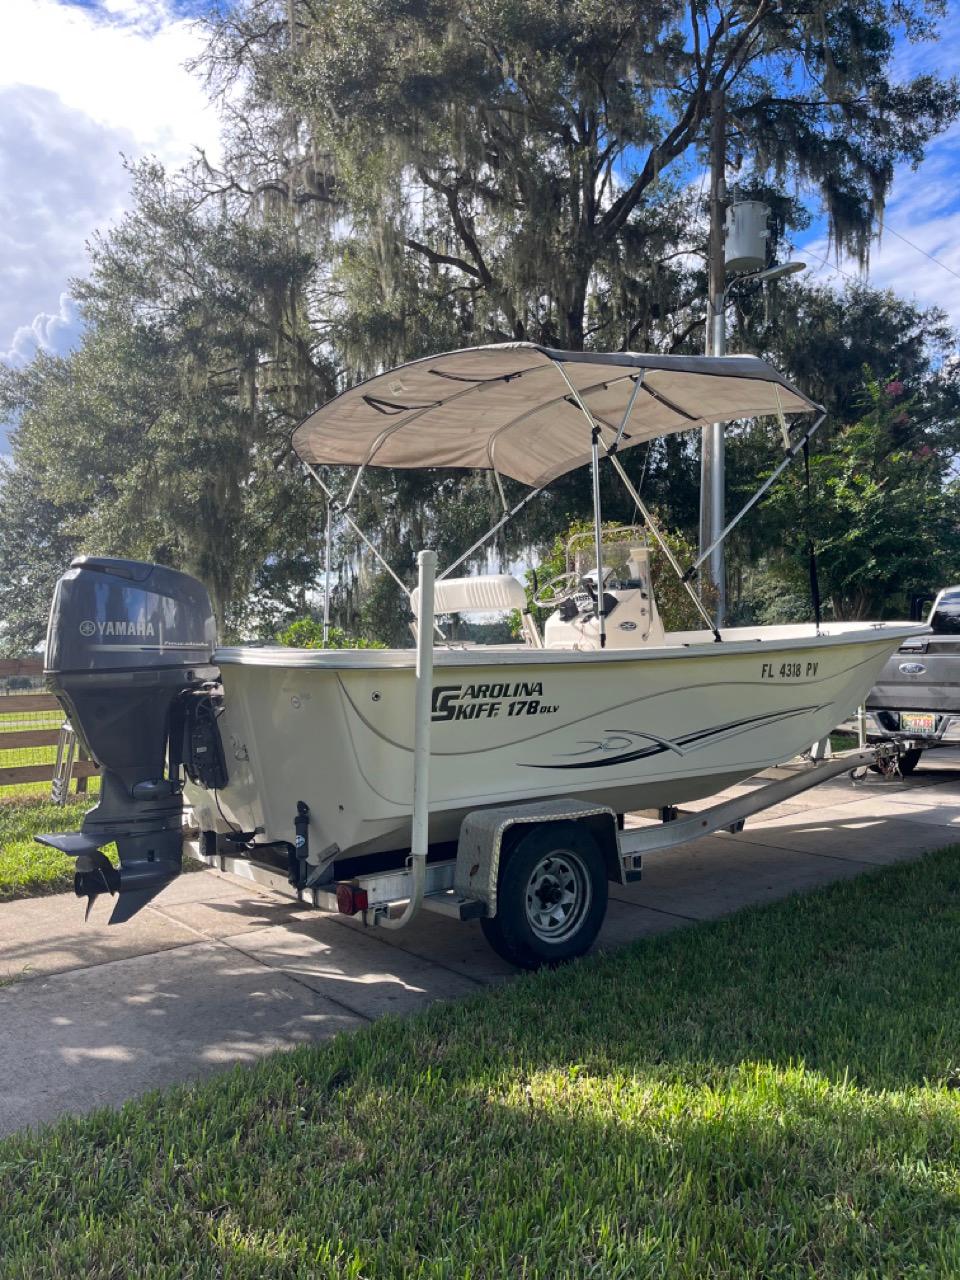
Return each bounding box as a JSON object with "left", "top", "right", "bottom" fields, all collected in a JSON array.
[{"left": 533, "top": 571, "right": 582, "bottom": 608}]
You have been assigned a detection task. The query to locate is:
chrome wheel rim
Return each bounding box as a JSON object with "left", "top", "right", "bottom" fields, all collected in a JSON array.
[{"left": 524, "top": 850, "right": 592, "bottom": 943}]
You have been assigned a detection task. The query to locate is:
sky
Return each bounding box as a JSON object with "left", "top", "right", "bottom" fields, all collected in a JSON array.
[
  {"left": 797, "top": 13, "right": 960, "bottom": 321},
  {"left": 2, "top": 0, "right": 960, "bottom": 413},
  {"left": 0, "top": 0, "right": 219, "bottom": 370}
]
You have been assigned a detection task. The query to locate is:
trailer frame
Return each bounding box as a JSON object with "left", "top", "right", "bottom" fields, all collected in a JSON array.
[{"left": 190, "top": 741, "right": 907, "bottom": 938}]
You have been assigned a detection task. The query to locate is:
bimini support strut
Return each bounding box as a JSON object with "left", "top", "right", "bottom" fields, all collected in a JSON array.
[
  {"left": 590, "top": 426, "right": 607, "bottom": 648},
  {"left": 549, "top": 354, "right": 719, "bottom": 642},
  {"left": 439, "top": 484, "right": 545, "bottom": 581},
  {"left": 605, "top": 451, "right": 722, "bottom": 642},
  {"left": 303, "top": 461, "right": 447, "bottom": 643},
  {"left": 303, "top": 461, "right": 411, "bottom": 599},
  {"left": 380, "top": 548, "right": 436, "bottom": 930},
  {"left": 686, "top": 411, "right": 827, "bottom": 580},
  {"left": 550, "top": 358, "right": 614, "bottom": 646},
  {"left": 322, "top": 498, "right": 333, "bottom": 647}
]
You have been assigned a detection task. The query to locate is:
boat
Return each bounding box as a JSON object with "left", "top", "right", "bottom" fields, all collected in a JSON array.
[{"left": 38, "top": 343, "right": 926, "bottom": 966}]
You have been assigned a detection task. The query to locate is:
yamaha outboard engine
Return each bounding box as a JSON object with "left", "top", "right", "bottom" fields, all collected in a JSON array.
[{"left": 37, "top": 556, "right": 222, "bottom": 922}]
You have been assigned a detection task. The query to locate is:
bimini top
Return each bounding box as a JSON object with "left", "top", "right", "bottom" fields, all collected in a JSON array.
[{"left": 292, "top": 343, "right": 820, "bottom": 489}]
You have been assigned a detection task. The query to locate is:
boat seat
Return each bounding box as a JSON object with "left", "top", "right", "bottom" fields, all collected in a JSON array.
[{"left": 411, "top": 573, "right": 527, "bottom": 616}]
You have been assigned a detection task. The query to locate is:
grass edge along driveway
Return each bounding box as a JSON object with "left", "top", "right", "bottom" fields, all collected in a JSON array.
[
  {"left": 0, "top": 795, "right": 97, "bottom": 902},
  {"left": 2, "top": 846, "right": 960, "bottom": 1278}
]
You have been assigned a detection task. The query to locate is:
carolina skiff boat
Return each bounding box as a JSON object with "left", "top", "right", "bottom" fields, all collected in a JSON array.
[{"left": 39, "top": 344, "right": 926, "bottom": 966}]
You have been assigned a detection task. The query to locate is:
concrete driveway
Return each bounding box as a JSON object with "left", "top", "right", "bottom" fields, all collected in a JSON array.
[{"left": 3, "top": 751, "right": 960, "bottom": 1136}]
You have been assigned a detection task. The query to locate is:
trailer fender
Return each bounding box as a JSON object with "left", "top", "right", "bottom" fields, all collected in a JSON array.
[{"left": 454, "top": 798, "right": 620, "bottom": 918}]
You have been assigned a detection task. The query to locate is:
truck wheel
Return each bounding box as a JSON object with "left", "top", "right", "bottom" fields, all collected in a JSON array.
[
  {"left": 870, "top": 747, "right": 923, "bottom": 777},
  {"left": 898, "top": 748, "right": 923, "bottom": 776},
  {"left": 480, "top": 822, "right": 608, "bottom": 970}
]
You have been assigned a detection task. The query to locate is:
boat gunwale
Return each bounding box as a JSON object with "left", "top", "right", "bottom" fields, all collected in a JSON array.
[{"left": 215, "top": 622, "right": 929, "bottom": 671}]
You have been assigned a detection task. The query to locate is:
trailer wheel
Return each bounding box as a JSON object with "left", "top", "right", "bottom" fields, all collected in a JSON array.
[{"left": 481, "top": 822, "right": 607, "bottom": 970}]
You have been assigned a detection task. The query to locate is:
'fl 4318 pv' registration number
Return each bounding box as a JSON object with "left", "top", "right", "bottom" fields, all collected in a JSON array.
[{"left": 760, "top": 661, "right": 819, "bottom": 679}]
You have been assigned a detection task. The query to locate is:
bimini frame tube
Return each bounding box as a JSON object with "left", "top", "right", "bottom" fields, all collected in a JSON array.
[
  {"left": 303, "top": 461, "right": 411, "bottom": 599},
  {"left": 550, "top": 357, "right": 612, "bottom": 647},
  {"left": 605, "top": 450, "right": 722, "bottom": 642},
  {"left": 590, "top": 427, "right": 607, "bottom": 648},
  {"left": 303, "top": 461, "right": 446, "bottom": 642},
  {"left": 381, "top": 548, "right": 436, "bottom": 930},
  {"left": 686, "top": 411, "right": 827, "bottom": 579},
  {"left": 322, "top": 498, "right": 333, "bottom": 648},
  {"left": 439, "top": 484, "right": 545, "bottom": 580}
]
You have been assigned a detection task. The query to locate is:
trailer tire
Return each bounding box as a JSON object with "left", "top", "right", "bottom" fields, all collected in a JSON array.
[{"left": 480, "top": 822, "right": 608, "bottom": 970}]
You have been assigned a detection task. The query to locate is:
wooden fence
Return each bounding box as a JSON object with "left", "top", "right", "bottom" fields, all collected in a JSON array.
[{"left": 0, "top": 657, "right": 97, "bottom": 792}]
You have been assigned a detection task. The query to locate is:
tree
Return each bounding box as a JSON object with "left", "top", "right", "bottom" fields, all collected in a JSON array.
[
  {"left": 274, "top": 617, "right": 385, "bottom": 648},
  {"left": 5, "top": 0, "right": 960, "bottom": 644},
  {"left": 0, "top": 433, "right": 79, "bottom": 656},
  {"left": 733, "top": 280, "right": 960, "bottom": 431},
  {"left": 0, "top": 162, "right": 342, "bottom": 639},
  {"left": 762, "top": 373, "right": 960, "bottom": 618},
  {"left": 200, "top": 0, "right": 959, "bottom": 354}
]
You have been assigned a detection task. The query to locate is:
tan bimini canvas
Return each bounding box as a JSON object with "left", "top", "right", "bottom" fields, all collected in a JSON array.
[{"left": 291, "top": 342, "right": 820, "bottom": 488}]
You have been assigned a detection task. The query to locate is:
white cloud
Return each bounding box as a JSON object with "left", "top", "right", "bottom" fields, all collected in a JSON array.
[
  {"left": 802, "top": 212, "right": 960, "bottom": 330},
  {"left": 0, "top": 0, "right": 221, "bottom": 435},
  {"left": 0, "top": 84, "right": 132, "bottom": 370},
  {"left": 2, "top": 292, "right": 83, "bottom": 366},
  {"left": 1, "top": 0, "right": 220, "bottom": 165},
  {"left": 798, "top": 100, "right": 960, "bottom": 331}
]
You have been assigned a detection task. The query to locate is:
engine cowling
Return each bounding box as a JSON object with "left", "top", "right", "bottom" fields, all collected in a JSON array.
[{"left": 38, "top": 556, "right": 220, "bottom": 922}]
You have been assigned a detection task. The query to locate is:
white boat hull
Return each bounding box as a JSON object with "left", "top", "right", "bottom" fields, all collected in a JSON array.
[{"left": 187, "top": 622, "right": 922, "bottom": 860}]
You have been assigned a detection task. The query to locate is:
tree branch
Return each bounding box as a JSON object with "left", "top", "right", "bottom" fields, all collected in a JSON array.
[{"left": 403, "top": 238, "right": 481, "bottom": 279}]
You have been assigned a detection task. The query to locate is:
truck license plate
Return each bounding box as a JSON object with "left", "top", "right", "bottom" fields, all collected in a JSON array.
[{"left": 901, "top": 712, "right": 936, "bottom": 735}]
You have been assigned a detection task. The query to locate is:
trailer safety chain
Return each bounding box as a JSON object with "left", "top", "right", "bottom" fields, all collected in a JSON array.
[{"left": 849, "top": 742, "right": 903, "bottom": 782}]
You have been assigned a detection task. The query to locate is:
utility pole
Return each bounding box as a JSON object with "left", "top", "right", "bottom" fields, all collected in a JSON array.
[{"left": 700, "top": 85, "right": 727, "bottom": 626}]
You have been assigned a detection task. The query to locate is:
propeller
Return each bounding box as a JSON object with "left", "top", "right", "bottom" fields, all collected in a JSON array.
[
  {"left": 37, "top": 829, "right": 181, "bottom": 924},
  {"left": 74, "top": 850, "right": 121, "bottom": 922}
]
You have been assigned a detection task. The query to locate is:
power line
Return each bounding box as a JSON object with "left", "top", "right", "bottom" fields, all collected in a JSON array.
[
  {"left": 882, "top": 223, "right": 960, "bottom": 285},
  {"left": 798, "top": 243, "right": 863, "bottom": 284},
  {"left": 800, "top": 221, "right": 960, "bottom": 290}
]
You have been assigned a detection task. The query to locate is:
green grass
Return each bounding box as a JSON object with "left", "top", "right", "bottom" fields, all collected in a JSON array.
[
  {"left": 0, "top": 705, "right": 100, "bottom": 876},
  {"left": 0, "top": 795, "right": 97, "bottom": 901},
  {"left": 2, "top": 848, "right": 960, "bottom": 1278}
]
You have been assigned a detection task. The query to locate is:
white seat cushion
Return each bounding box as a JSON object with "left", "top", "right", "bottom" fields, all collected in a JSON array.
[{"left": 411, "top": 573, "right": 527, "bottom": 616}]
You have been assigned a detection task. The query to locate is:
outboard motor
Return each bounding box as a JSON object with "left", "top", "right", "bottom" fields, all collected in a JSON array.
[{"left": 37, "top": 556, "right": 222, "bottom": 922}]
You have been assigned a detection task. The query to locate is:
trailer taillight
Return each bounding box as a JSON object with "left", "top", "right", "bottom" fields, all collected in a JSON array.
[{"left": 335, "top": 884, "right": 368, "bottom": 915}]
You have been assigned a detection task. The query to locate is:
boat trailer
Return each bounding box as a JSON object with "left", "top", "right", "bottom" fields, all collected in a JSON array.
[
  {"left": 190, "top": 739, "right": 910, "bottom": 935},
  {"left": 185, "top": 550, "right": 922, "bottom": 966}
]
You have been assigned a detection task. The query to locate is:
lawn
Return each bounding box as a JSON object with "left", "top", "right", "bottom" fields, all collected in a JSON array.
[
  {"left": 0, "top": 794, "right": 101, "bottom": 901},
  {"left": 1, "top": 844, "right": 959, "bottom": 1278},
  {"left": 0, "top": 699, "right": 101, "bottom": 898}
]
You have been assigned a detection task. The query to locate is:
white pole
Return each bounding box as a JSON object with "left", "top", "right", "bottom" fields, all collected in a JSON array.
[
  {"left": 700, "top": 85, "right": 727, "bottom": 628},
  {"left": 709, "top": 303, "right": 727, "bottom": 627},
  {"left": 381, "top": 548, "right": 435, "bottom": 929},
  {"left": 322, "top": 500, "right": 332, "bottom": 648},
  {"left": 590, "top": 429, "right": 607, "bottom": 649}
]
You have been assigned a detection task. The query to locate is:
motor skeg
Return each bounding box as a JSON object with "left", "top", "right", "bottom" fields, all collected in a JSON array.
[{"left": 38, "top": 555, "right": 220, "bottom": 922}]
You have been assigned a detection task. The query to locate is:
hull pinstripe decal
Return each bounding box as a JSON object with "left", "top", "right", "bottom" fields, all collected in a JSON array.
[{"left": 520, "top": 706, "right": 826, "bottom": 769}]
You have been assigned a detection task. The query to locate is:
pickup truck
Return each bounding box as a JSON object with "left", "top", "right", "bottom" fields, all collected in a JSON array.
[{"left": 863, "top": 585, "right": 960, "bottom": 773}]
